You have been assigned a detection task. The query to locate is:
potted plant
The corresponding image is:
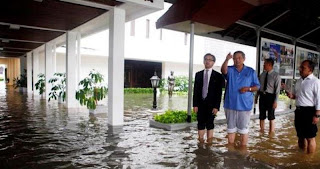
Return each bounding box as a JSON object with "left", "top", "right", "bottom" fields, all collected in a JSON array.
[
  {"left": 48, "top": 73, "right": 66, "bottom": 103},
  {"left": 75, "top": 70, "right": 107, "bottom": 113},
  {"left": 35, "top": 73, "right": 45, "bottom": 98}
]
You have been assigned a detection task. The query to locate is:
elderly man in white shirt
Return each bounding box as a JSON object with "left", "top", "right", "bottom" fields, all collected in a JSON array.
[{"left": 286, "top": 60, "right": 320, "bottom": 153}]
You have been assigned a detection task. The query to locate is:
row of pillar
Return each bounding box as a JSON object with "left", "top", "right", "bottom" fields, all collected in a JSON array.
[{"left": 25, "top": 8, "right": 125, "bottom": 126}]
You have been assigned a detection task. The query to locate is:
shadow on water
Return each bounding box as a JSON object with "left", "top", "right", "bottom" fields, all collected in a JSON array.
[{"left": 1, "top": 87, "right": 320, "bottom": 168}]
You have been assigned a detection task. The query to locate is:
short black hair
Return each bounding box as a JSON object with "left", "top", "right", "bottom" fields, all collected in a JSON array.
[
  {"left": 233, "top": 51, "right": 245, "bottom": 59},
  {"left": 265, "top": 58, "right": 274, "bottom": 66},
  {"left": 203, "top": 53, "right": 216, "bottom": 62},
  {"left": 302, "top": 60, "right": 316, "bottom": 72}
]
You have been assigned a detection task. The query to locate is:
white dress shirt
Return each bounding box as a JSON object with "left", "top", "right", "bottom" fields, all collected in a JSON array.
[{"left": 294, "top": 74, "right": 320, "bottom": 110}]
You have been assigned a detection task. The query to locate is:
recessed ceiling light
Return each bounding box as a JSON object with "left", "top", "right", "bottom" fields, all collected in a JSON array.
[
  {"left": 0, "top": 48, "right": 3, "bottom": 50},
  {"left": 34, "top": 0, "right": 43, "bottom": 2},
  {"left": 2, "top": 39, "right": 9, "bottom": 43}
]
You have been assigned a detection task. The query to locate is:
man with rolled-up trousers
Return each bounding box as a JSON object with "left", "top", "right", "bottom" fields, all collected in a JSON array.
[
  {"left": 256, "top": 58, "right": 280, "bottom": 133},
  {"left": 193, "top": 53, "right": 224, "bottom": 144}
]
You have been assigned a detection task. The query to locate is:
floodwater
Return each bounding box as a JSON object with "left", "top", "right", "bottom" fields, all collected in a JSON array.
[{"left": 1, "top": 85, "right": 320, "bottom": 168}]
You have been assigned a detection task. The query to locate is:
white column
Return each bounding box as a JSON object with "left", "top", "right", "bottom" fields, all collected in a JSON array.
[
  {"left": 45, "top": 42, "right": 55, "bottom": 99},
  {"left": 33, "top": 50, "right": 40, "bottom": 95},
  {"left": 27, "top": 52, "right": 33, "bottom": 93},
  {"left": 66, "top": 31, "right": 80, "bottom": 108},
  {"left": 53, "top": 43, "right": 57, "bottom": 73},
  {"left": 187, "top": 23, "right": 194, "bottom": 122},
  {"left": 108, "top": 7, "right": 125, "bottom": 126}
]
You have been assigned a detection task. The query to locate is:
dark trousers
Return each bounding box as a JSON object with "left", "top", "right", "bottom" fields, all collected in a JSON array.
[
  {"left": 295, "top": 106, "right": 318, "bottom": 139},
  {"left": 197, "top": 98, "right": 215, "bottom": 130},
  {"left": 259, "top": 92, "right": 275, "bottom": 120}
]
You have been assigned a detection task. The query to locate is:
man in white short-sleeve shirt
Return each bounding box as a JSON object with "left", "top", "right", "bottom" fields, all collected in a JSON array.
[{"left": 286, "top": 60, "right": 320, "bottom": 153}]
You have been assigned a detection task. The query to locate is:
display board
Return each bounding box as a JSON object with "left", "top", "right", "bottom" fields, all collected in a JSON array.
[
  {"left": 260, "top": 38, "right": 295, "bottom": 79},
  {"left": 295, "top": 47, "right": 320, "bottom": 78}
]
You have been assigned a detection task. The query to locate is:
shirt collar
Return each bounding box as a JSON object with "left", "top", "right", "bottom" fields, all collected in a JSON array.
[
  {"left": 267, "top": 69, "right": 274, "bottom": 73},
  {"left": 305, "top": 73, "right": 314, "bottom": 80},
  {"left": 205, "top": 67, "right": 213, "bottom": 71}
]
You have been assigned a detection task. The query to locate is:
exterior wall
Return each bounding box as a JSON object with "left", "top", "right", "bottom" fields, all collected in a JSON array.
[
  {"left": 55, "top": 52, "right": 108, "bottom": 84},
  {"left": 80, "top": 54, "right": 108, "bottom": 81},
  {"left": 54, "top": 3, "right": 256, "bottom": 88}
]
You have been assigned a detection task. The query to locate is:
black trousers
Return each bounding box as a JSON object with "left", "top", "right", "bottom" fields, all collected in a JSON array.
[
  {"left": 259, "top": 92, "right": 276, "bottom": 120},
  {"left": 197, "top": 98, "right": 215, "bottom": 130},
  {"left": 295, "top": 106, "right": 318, "bottom": 139}
]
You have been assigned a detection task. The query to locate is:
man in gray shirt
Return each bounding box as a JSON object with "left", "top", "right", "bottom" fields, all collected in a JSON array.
[{"left": 255, "top": 58, "right": 280, "bottom": 133}]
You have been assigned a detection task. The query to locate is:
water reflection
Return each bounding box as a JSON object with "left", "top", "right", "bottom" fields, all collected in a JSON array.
[{"left": 1, "top": 87, "right": 320, "bottom": 168}]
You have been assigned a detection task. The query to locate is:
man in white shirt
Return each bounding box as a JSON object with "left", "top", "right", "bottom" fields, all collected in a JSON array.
[{"left": 286, "top": 60, "right": 320, "bottom": 153}]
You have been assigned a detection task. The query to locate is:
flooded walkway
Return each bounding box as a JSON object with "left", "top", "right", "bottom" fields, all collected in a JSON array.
[{"left": 1, "top": 86, "right": 320, "bottom": 168}]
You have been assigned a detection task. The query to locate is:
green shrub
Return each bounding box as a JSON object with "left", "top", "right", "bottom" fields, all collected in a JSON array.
[
  {"left": 124, "top": 88, "right": 153, "bottom": 94},
  {"left": 154, "top": 110, "right": 197, "bottom": 124}
]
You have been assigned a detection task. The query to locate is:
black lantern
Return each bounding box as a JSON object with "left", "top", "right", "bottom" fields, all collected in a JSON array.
[{"left": 150, "top": 71, "right": 160, "bottom": 109}]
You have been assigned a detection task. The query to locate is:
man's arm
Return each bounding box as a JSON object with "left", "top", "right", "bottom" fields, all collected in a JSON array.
[
  {"left": 193, "top": 73, "right": 199, "bottom": 112},
  {"left": 274, "top": 74, "right": 281, "bottom": 101},
  {"left": 272, "top": 74, "right": 281, "bottom": 109},
  {"left": 213, "top": 74, "right": 225, "bottom": 110},
  {"left": 221, "top": 53, "right": 233, "bottom": 75}
]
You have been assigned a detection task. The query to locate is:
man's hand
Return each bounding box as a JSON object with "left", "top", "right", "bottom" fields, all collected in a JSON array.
[
  {"left": 272, "top": 102, "right": 277, "bottom": 109},
  {"left": 286, "top": 91, "right": 294, "bottom": 99},
  {"left": 193, "top": 107, "right": 198, "bottom": 113},
  {"left": 240, "top": 87, "right": 249, "bottom": 93},
  {"left": 312, "top": 116, "right": 319, "bottom": 124},
  {"left": 212, "top": 108, "right": 218, "bottom": 115},
  {"left": 226, "top": 52, "right": 232, "bottom": 61}
]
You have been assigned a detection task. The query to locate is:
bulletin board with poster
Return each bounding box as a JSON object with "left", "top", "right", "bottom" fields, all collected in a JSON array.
[
  {"left": 260, "top": 38, "right": 295, "bottom": 79},
  {"left": 295, "top": 47, "right": 320, "bottom": 78}
]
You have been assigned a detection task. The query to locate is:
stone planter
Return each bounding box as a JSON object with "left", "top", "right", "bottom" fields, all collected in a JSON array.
[{"left": 149, "top": 119, "right": 197, "bottom": 131}]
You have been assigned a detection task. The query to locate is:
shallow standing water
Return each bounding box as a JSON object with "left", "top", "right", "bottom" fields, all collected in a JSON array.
[{"left": 1, "top": 85, "right": 320, "bottom": 168}]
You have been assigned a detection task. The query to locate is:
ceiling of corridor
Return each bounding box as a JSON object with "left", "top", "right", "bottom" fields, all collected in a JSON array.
[
  {"left": 160, "top": 0, "right": 320, "bottom": 51},
  {"left": 0, "top": 0, "right": 123, "bottom": 58}
]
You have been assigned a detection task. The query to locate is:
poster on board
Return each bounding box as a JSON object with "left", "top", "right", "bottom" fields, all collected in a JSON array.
[
  {"left": 295, "top": 47, "right": 320, "bottom": 78},
  {"left": 260, "top": 38, "right": 294, "bottom": 79}
]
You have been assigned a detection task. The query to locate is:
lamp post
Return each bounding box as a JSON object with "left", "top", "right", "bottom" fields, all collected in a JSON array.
[{"left": 150, "top": 71, "right": 160, "bottom": 110}]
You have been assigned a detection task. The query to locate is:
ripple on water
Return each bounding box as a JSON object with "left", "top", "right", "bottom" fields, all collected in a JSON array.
[{"left": 1, "top": 87, "right": 320, "bottom": 168}]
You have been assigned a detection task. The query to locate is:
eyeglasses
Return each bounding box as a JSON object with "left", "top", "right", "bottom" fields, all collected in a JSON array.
[{"left": 204, "top": 59, "right": 214, "bottom": 62}]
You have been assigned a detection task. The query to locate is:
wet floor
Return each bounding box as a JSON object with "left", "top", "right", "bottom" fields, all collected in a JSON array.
[{"left": 1, "top": 85, "right": 320, "bottom": 168}]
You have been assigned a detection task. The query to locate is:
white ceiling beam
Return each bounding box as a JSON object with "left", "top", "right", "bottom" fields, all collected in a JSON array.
[
  {"left": 0, "top": 51, "right": 25, "bottom": 54},
  {"left": 0, "top": 38, "right": 44, "bottom": 44},
  {"left": 60, "top": 0, "right": 114, "bottom": 10},
  {"left": 0, "top": 47, "right": 32, "bottom": 51},
  {"left": 297, "top": 26, "right": 320, "bottom": 40},
  {"left": 236, "top": 20, "right": 318, "bottom": 48},
  {"left": 0, "top": 22, "right": 67, "bottom": 32},
  {"left": 260, "top": 10, "right": 290, "bottom": 29}
]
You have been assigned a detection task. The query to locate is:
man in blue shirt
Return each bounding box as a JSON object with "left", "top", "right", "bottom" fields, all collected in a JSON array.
[{"left": 221, "top": 51, "right": 260, "bottom": 147}]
